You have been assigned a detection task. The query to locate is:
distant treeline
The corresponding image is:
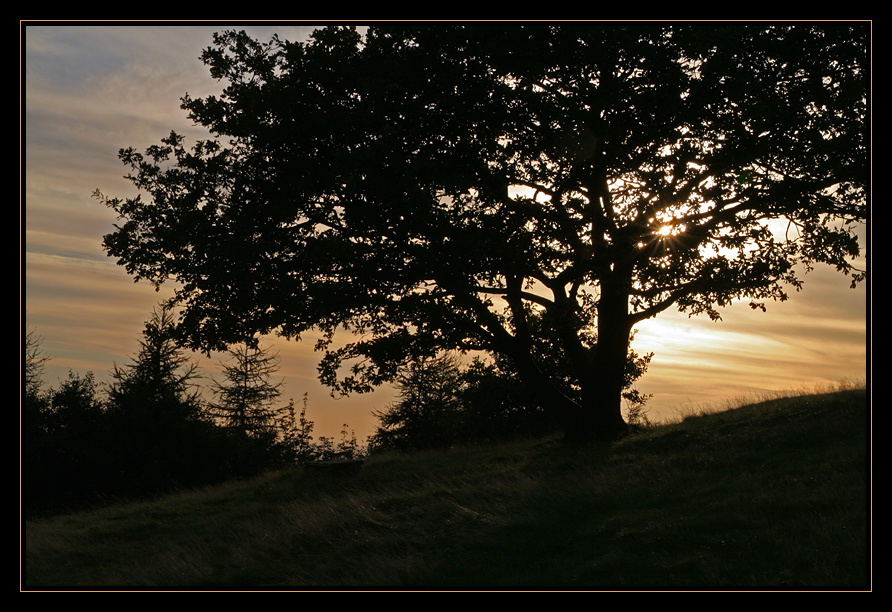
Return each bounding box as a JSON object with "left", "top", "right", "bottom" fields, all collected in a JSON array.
[
  {"left": 24, "top": 304, "right": 650, "bottom": 517},
  {"left": 24, "top": 306, "right": 360, "bottom": 517}
]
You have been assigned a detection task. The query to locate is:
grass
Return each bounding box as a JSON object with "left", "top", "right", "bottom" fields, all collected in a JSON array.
[{"left": 23, "top": 384, "right": 869, "bottom": 590}]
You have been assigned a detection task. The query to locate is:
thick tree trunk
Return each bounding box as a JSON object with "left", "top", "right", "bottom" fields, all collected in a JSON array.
[
  {"left": 587, "top": 271, "right": 635, "bottom": 440},
  {"left": 582, "top": 328, "right": 631, "bottom": 441},
  {"left": 500, "top": 267, "right": 635, "bottom": 442},
  {"left": 507, "top": 310, "right": 632, "bottom": 442},
  {"left": 555, "top": 271, "right": 633, "bottom": 442}
]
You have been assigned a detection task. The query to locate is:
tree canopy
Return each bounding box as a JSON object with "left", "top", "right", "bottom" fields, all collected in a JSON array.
[{"left": 98, "top": 25, "right": 867, "bottom": 440}]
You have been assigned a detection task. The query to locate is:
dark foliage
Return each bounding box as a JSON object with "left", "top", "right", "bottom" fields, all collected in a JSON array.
[
  {"left": 25, "top": 371, "right": 109, "bottom": 514},
  {"left": 369, "top": 353, "right": 467, "bottom": 452},
  {"left": 369, "top": 352, "right": 619, "bottom": 453},
  {"left": 23, "top": 310, "right": 282, "bottom": 517}
]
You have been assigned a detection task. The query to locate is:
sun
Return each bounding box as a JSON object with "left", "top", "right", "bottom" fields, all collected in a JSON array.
[{"left": 656, "top": 224, "right": 684, "bottom": 238}]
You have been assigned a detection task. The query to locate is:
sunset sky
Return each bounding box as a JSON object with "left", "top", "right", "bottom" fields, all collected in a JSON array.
[{"left": 22, "top": 23, "right": 869, "bottom": 441}]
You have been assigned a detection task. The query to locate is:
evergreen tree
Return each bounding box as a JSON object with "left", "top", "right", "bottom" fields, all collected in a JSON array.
[
  {"left": 48, "top": 370, "right": 104, "bottom": 432},
  {"left": 208, "top": 342, "right": 284, "bottom": 437},
  {"left": 106, "top": 303, "right": 202, "bottom": 421},
  {"left": 103, "top": 304, "right": 211, "bottom": 494},
  {"left": 369, "top": 353, "right": 465, "bottom": 452}
]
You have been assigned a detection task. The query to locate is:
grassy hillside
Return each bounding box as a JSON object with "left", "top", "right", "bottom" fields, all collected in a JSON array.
[{"left": 23, "top": 387, "right": 869, "bottom": 590}]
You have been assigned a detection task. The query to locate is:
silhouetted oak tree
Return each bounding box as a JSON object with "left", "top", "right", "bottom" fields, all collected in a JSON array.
[{"left": 98, "top": 25, "right": 867, "bottom": 440}]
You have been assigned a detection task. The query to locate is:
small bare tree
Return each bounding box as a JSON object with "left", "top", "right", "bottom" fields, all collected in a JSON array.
[{"left": 24, "top": 326, "right": 51, "bottom": 400}]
